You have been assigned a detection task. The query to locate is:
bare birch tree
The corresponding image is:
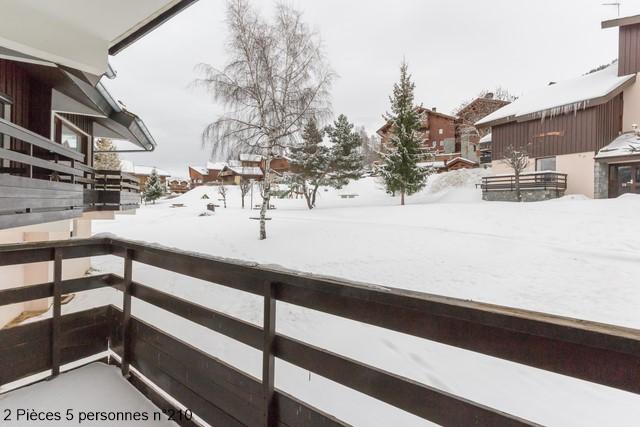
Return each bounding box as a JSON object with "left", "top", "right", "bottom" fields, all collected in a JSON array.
[
  {"left": 501, "top": 145, "right": 529, "bottom": 202},
  {"left": 195, "top": 0, "right": 333, "bottom": 239}
]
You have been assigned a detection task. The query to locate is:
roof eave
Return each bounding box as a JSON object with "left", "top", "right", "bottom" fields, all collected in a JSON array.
[
  {"left": 109, "top": 0, "right": 199, "bottom": 55},
  {"left": 602, "top": 14, "right": 640, "bottom": 29}
]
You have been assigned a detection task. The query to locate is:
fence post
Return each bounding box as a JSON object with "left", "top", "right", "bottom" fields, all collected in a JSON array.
[
  {"left": 51, "top": 247, "right": 62, "bottom": 378},
  {"left": 121, "top": 248, "right": 133, "bottom": 377},
  {"left": 262, "top": 280, "right": 277, "bottom": 427}
]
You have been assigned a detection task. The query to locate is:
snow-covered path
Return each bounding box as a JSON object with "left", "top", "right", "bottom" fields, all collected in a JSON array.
[{"left": 67, "top": 172, "right": 640, "bottom": 426}]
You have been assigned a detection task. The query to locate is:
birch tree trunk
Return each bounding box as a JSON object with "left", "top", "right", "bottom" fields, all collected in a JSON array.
[{"left": 259, "top": 155, "right": 272, "bottom": 240}]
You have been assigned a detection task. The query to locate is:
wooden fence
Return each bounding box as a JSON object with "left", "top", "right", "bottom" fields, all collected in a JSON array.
[
  {"left": 1, "top": 237, "right": 639, "bottom": 426},
  {"left": 480, "top": 172, "right": 567, "bottom": 192}
]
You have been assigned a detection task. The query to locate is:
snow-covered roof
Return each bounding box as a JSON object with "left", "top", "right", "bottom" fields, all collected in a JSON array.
[
  {"left": 596, "top": 132, "right": 640, "bottom": 159},
  {"left": 189, "top": 165, "right": 208, "bottom": 175},
  {"left": 206, "top": 161, "right": 227, "bottom": 171},
  {"left": 121, "top": 160, "right": 170, "bottom": 176},
  {"left": 479, "top": 132, "right": 492, "bottom": 144},
  {"left": 417, "top": 161, "right": 446, "bottom": 169},
  {"left": 223, "top": 166, "right": 264, "bottom": 176},
  {"left": 446, "top": 157, "right": 478, "bottom": 166},
  {"left": 239, "top": 153, "right": 263, "bottom": 162},
  {"left": 476, "top": 64, "right": 635, "bottom": 126}
]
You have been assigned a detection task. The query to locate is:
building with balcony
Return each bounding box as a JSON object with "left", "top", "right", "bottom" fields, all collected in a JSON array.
[
  {"left": 477, "top": 14, "right": 640, "bottom": 200},
  {"left": 0, "top": 1, "right": 197, "bottom": 328}
]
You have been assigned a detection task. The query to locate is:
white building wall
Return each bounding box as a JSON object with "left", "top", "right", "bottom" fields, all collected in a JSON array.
[
  {"left": 491, "top": 151, "right": 595, "bottom": 198},
  {"left": 0, "top": 214, "right": 100, "bottom": 329}
]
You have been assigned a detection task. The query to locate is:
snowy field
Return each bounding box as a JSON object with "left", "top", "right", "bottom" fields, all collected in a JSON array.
[{"left": 61, "top": 169, "right": 640, "bottom": 426}]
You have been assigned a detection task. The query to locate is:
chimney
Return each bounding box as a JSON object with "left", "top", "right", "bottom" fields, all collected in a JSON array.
[
  {"left": 548, "top": 81, "right": 556, "bottom": 86},
  {"left": 484, "top": 92, "right": 494, "bottom": 99},
  {"left": 431, "top": 107, "right": 437, "bottom": 112}
]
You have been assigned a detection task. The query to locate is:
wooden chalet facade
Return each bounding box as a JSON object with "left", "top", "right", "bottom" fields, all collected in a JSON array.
[
  {"left": 476, "top": 14, "right": 640, "bottom": 200},
  {"left": 168, "top": 177, "right": 190, "bottom": 193},
  {"left": 377, "top": 106, "right": 457, "bottom": 156},
  {"left": 188, "top": 161, "right": 226, "bottom": 186}
]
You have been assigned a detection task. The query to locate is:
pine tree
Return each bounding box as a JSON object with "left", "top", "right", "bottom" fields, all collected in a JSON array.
[
  {"left": 93, "top": 138, "right": 121, "bottom": 170},
  {"left": 143, "top": 168, "right": 165, "bottom": 204},
  {"left": 289, "top": 119, "right": 331, "bottom": 209},
  {"left": 325, "top": 114, "right": 364, "bottom": 188},
  {"left": 380, "top": 61, "right": 427, "bottom": 205}
]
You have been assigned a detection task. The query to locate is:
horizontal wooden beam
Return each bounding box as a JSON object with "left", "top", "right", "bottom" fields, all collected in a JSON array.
[{"left": 0, "top": 274, "right": 116, "bottom": 306}]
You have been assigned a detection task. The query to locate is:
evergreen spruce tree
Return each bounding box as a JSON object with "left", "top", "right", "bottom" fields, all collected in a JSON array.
[
  {"left": 93, "top": 138, "right": 121, "bottom": 170},
  {"left": 289, "top": 119, "right": 330, "bottom": 209},
  {"left": 325, "top": 114, "right": 364, "bottom": 188},
  {"left": 380, "top": 61, "right": 426, "bottom": 205},
  {"left": 143, "top": 168, "right": 165, "bottom": 204}
]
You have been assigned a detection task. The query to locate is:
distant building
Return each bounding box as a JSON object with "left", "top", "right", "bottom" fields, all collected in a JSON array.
[
  {"left": 455, "top": 93, "right": 511, "bottom": 164},
  {"left": 168, "top": 177, "right": 190, "bottom": 194},
  {"left": 218, "top": 164, "right": 264, "bottom": 184},
  {"left": 121, "top": 160, "right": 171, "bottom": 190},
  {"left": 188, "top": 161, "right": 227, "bottom": 186},
  {"left": 377, "top": 106, "right": 457, "bottom": 158},
  {"left": 477, "top": 14, "right": 640, "bottom": 200}
]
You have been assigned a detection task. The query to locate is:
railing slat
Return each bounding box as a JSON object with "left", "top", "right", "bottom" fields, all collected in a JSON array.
[
  {"left": 121, "top": 249, "right": 133, "bottom": 377},
  {"left": 51, "top": 247, "right": 62, "bottom": 378},
  {"left": 262, "top": 281, "right": 277, "bottom": 427}
]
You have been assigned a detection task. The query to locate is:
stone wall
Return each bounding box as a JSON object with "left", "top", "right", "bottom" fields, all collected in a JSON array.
[
  {"left": 594, "top": 161, "right": 609, "bottom": 199},
  {"left": 483, "top": 189, "right": 565, "bottom": 202}
]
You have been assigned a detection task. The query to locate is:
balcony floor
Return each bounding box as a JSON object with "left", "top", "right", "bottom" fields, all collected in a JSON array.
[{"left": 0, "top": 363, "right": 175, "bottom": 426}]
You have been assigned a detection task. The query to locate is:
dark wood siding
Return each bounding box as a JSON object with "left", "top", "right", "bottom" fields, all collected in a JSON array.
[
  {"left": 619, "top": 23, "right": 640, "bottom": 76},
  {"left": 491, "top": 94, "right": 623, "bottom": 160}
]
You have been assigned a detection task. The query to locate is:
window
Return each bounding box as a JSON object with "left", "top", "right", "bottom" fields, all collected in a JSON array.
[
  {"left": 535, "top": 157, "right": 556, "bottom": 172},
  {"left": 54, "top": 116, "right": 88, "bottom": 155},
  {"left": 438, "top": 128, "right": 443, "bottom": 135}
]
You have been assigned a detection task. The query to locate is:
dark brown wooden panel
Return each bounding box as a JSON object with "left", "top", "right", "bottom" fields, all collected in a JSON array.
[
  {"left": 0, "top": 307, "right": 111, "bottom": 385},
  {"left": 491, "top": 94, "right": 623, "bottom": 161},
  {"left": 0, "top": 238, "right": 111, "bottom": 266},
  {"left": 108, "top": 307, "right": 348, "bottom": 427},
  {"left": 0, "top": 273, "right": 115, "bottom": 306},
  {"left": 275, "top": 335, "right": 535, "bottom": 427},
  {"left": 619, "top": 23, "right": 640, "bottom": 76}
]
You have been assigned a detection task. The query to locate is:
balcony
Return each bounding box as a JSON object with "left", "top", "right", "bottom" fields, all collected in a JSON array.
[
  {"left": 480, "top": 171, "right": 567, "bottom": 202},
  {"left": 85, "top": 169, "right": 141, "bottom": 211},
  {"left": 1, "top": 237, "right": 638, "bottom": 426},
  {"left": 0, "top": 118, "right": 140, "bottom": 230}
]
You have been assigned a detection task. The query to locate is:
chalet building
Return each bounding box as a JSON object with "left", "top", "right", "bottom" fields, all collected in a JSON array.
[
  {"left": 266, "top": 155, "right": 291, "bottom": 174},
  {"left": 455, "top": 94, "right": 511, "bottom": 164},
  {"left": 218, "top": 160, "right": 264, "bottom": 185},
  {"left": 121, "top": 160, "right": 171, "bottom": 190},
  {"left": 188, "top": 161, "right": 226, "bottom": 186},
  {"left": 168, "top": 177, "right": 191, "bottom": 194},
  {"left": 477, "top": 14, "right": 640, "bottom": 200},
  {"left": 377, "top": 106, "right": 457, "bottom": 157},
  {"left": 0, "top": 1, "right": 194, "bottom": 328}
]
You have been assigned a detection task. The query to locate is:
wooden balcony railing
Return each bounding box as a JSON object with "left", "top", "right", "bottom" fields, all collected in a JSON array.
[
  {"left": 0, "top": 119, "right": 141, "bottom": 229},
  {"left": 480, "top": 172, "right": 568, "bottom": 192},
  {"left": 1, "top": 237, "right": 639, "bottom": 426}
]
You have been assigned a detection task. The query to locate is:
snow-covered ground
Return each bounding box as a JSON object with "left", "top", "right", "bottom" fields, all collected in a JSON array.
[{"left": 59, "top": 169, "right": 640, "bottom": 426}]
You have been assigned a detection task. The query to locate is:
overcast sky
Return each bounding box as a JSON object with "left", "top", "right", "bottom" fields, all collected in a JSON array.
[{"left": 104, "top": 0, "right": 640, "bottom": 177}]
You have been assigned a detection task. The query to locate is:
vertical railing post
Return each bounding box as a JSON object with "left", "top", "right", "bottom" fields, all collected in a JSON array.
[
  {"left": 121, "top": 248, "right": 133, "bottom": 377},
  {"left": 262, "top": 281, "right": 276, "bottom": 427},
  {"left": 51, "top": 247, "right": 62, "bottom": 378}
]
